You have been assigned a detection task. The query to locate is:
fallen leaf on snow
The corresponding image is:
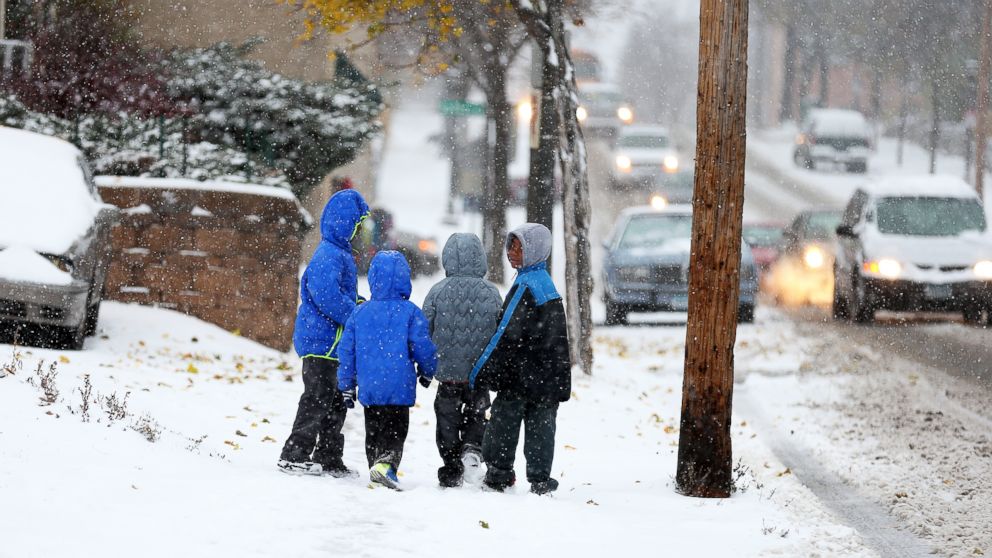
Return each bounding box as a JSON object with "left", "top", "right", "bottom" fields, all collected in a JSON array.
[
  {"left": 186, "top": 363, "right": 199, "bottom": 374},
  {"left": 224, "top": 440, "right": 241, "bottom": 450},
  {"left": 776, "top": 468, "right": 792, "bottom": 477},
  {"left": 59, "top": 355, "right": 70, "bottom": 364},
  {"left": 563, "top": 444, "right": 577, "bottom": 450},
  {"left": 478, "top": 520, "right": 490, "bottom": 529},
  {"left": 235, "top": 430, "right": 247, "bottom": 437},
  {"left": 261, "top": 436, "right": 277, "bottom": 443},
  {"left": 586, "top": 499, "right": 599, "bottom": 506}
]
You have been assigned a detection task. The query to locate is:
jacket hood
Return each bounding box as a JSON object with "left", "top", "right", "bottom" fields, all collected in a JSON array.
[
  {"left": 320, "top": 190, "right": 370, "bottom": 248},
  {"left": 442, "top": 233, "right": 487, "bottom": 278},
  {"left": 369, "top": 250, "right": 412, "bottom": 301},
  {"left": 507, "top": 223, "right": 552, "bottom": 269}
]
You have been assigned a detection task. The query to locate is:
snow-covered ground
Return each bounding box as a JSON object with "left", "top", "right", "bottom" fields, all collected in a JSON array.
[{"left": 0, "top": 81, "right": 890, "bottom": 557}]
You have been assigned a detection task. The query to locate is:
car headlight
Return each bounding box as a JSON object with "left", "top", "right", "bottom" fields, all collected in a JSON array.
[
  {"left": 975, "top": 260, "right": 992, "bottom": 279},
  {"left": 576, "top": 106, "right": 588, "bottom": 122},
  {"left": 418, "top": 239, "right": 438, "bottom": 254},
  {"left": 517, "top": 99, "right": 533, "bottom": 123},
  {"left": 617, "top": 106, "right": 634, "bottom": 124},
  {"left": 663, "top": 155, "right": 679, "bottom": 173},
  {"left": 650, "top": 194, "right": 668, "bottom": 210},
  {"left": 615, "top": 155, "right": 632, "bottom": 173},
  {"left": 863, "top": 258, "right": 901, "bottom": 279},
  {"left": 44, "top": 254, "right": 74, "bottom": 273},
  {"left": 803, "top": 246, "right": 825, "bottom": 269}
]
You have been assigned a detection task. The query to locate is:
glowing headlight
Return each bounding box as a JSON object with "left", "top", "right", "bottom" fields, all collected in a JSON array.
[
  {"left": 617, "top": 106, "right": 634, "bottom": 124},
  {"left": 517, "top": 100, "right": 533, "bottom": 123},
  {"left": 803, "top": 246, "right": 825, "bottom": 269},
  {"left": 975, "top": 260, "right": 992, "bottom": 279},
  {"left": 650, "top": 195, "right": 668, "bottom": 210},
  {"left": 576, "top": 106, "right": 588, "bottom": 122},
  {"left": 663, "top": 155, "right": 679, "bottom": 173},
  {"left": 418, "top": 239, "right": 438, "bottom": 253},
  {"left": 863, "top": 258, "right": 901, "bottom": 279},
  {"left": 615, "top": 155, "right": 632, "bottom": 172}
]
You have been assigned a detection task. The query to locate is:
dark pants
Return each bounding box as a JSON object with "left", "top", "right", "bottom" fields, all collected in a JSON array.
[
  {"left": 280, "top": 358, "right": 348, "bottom": 465},
  {"left": 435, "top": 382, "right": 490, "bottom": 482},
  {"left": 364, "top": 406, "right": 410, "bottom": 469},
  {"left": 482, "top": 395, "right": 559, "bottom": 488}
]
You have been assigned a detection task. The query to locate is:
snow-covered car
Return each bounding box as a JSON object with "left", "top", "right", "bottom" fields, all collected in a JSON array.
[
  {"left": 833, "top": 175, "right": 992, "bottom": 324},
  {"left": 764, "top": 209, "right": 842, "bottom": 307},
  {"left": 602, "top": 205, "right": 758, "bottom": 325},
  {"left": 611, "top": 125, "right": 681, "bottom": 189},
  {"left": 793, "top": 108, "right": 872, "bottom": 173},
  {"left": 0, "top": 127, "right": 120, "bottom": 349},
  {"left": 576, "top": 82, "right": 632, "bottom": 138}
]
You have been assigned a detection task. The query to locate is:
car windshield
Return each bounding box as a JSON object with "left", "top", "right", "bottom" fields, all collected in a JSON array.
[
  {"left": 619, "top": 135, "right": 669, "bottom": 149},
  {"left": 803, "top": 212, "right": 842, "bottom": 239},
  {"left": 581, "top": 90, "right": 622, "bottom": 106},
  {"left": 743, "top": 226, "right": 783, "bottom": 247},
  {"left": 876, "top": 197, "right": 986, "bottom": 236},
  {"left": 619, "top": 214, "right": 693, "bottom": 248}
]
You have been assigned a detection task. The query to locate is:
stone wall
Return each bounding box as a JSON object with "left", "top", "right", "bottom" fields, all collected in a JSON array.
[{"left": 95, "top": 177, "right": 312, "bottom": 351}]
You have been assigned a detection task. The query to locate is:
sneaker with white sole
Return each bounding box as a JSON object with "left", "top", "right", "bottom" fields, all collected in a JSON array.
[
  {"left": 369, "top": 462, "right": 401, "bottom": 490},
  {"left": 277, "top": 459, "right": 323, "bottom": 476}
]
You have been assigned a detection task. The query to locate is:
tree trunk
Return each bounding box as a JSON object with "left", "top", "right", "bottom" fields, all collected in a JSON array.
[
  {"left": 817, "top": 37, "right": 828, "bottom": 105},
  {"left": 974, "top": 0, "right": 992, "bottom": 199},
  {"left": 676, "top": 0, "right": 749, "bottom": 499},
  {"left": 527, "top": 40, "right": 558, "bottom": 257},
  {"left": 897, "top": 70, "right": 909, "bottom": 166},
  {"left": 778, "top": 24, "right": 797, "bottom": 123},
  {"left": 482, "top": 64, "right": 511, "bottom": 284},
  {"left": 929, "top": 73, "right": 940, "bottom": 174}
]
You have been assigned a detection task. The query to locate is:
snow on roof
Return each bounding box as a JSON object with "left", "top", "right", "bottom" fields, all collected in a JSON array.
[
  {"left": 0, "top": 245, "right": 74, "bottom": 286},
  {"left": 865, "top": 174, "right": 980, "bottom": 199},
  {"left": 806, "top": 108, "right": 870, "bottom": 137},
  {"left": 94, "top": 175, "right": 298, "bottom": 201},
  {"left": 620, "top": 124, "right": 670, "bottom": 138},
  {"left": 0, "top": 126, "right": 102, "bottom": 255}
]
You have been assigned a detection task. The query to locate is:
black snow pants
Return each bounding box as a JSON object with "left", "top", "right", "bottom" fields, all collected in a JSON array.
[
  {"left": 280, "top": 357, "right": 348, "bottom": 466},
  {"left": 435, "top": 381, "right": 490, "bottom": 483},
  {"left": 364, "top": 405, "right": 410, "bottom": 469},
  {"left": 482, "top": 394, "right": 559, "bottom": 490}
]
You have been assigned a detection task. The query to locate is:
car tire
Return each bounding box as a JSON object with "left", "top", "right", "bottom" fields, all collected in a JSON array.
[
  {"left": 850, "top": 273, "right": 875, "bottom": 324},
  {"left": 84, "top": 300, "right": 101, "bottom": 337},
  {"left": 831, "top": 273, "right": 850, "bottom": 320},
  {"left": 963, "top": 307, "right": 985, "bottom": 326},
  {"left": 737, "top": 304, "right": 755, "bottom": 324},
  {"left": 57, "top": 320, "right": 86, "bottom": 351},
  {"left": 846, "top": 162, "right": 867, "bottom": 174},
  {"left": 605, "top": 299, "right": 628, "bottom": 326}
]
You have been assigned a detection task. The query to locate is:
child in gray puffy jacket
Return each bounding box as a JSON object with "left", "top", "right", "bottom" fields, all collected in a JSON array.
[{"left": 422, "top": 233, "right": 503, "bottom": 488}]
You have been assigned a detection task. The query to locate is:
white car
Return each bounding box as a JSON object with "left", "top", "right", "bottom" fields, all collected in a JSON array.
[
  {"left": 611, "top": 125, "right": 681, "bottom": 189},
  {"left": 0, "top": 127, "right": 119, "bottom": 349},
  {"left": 576, "top": 82, "right": 633, "bottom": 137},
  {"left": 833, "top": 175, "right": 992, "bottom": 324},
  {"left": 794, "top": 108, "right": 872, "bottom": 173}
]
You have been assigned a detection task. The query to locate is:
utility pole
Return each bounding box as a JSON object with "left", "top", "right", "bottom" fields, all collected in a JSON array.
[
  {"left": 676, "top": 0, "right": 749, "bottom": 498},
  {"left": 975, "top": 0, "right": 992, "bottom": 200},
  {"left": 526, "top": 39, "right": 558, "bottom": 257},
  {"left": 0, "top": 0, "right": 7, "bottom": 41}
]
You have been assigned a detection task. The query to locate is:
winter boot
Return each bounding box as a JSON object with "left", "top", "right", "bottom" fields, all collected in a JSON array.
[
  {"left": 277, "top": 459, "right": 323, "bottom": 476},
  {"left": 461, "top": 448, "right": 484, "bottom": 485},
  {"left": 529, "top": 478, "right": 559, "bottom": 495},
  {"left": 370, "top": 462, "right": 401, "bottom": 490},
  {"left": 482, "top": 468, "right": 515, "bottom": 493},
  {"left": 437, "top": 464, "right": 463, "bottom": 488},
  {"left": 317, "top": 458, "right": 358, "bottom": 479}
]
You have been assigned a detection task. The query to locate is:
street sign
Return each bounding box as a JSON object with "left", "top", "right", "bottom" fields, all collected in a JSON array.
[{"left": 439, "top": 99, "right": 486, "bottom": 117}]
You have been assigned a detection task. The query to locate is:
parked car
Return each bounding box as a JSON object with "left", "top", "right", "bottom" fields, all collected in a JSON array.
[
  {"left": 356, "top": 208, "right": 440, "bottom": 278},
  {"left": 576, "top": 82, "right": 633, "bottom": 138},
  {"left": 611, "top": 125, "right": 681, "bottom": 190},
  {"left": 764, "top": 209, "right": 842, "bottom": 307},
  {"left": 832, "top": 175, "right": 992, "bottom": 324},
  {"left": 742, "top": 222, "right": 785, "bottom": 279},
  {"left": 793, "top": 108, "right": 872, "bottom": 173},
  {"left": 0, "top": 127, "right": 119, "bottom": 349},
  {"left": 602, "top": 205, "right": 758, "bottom": 325}
]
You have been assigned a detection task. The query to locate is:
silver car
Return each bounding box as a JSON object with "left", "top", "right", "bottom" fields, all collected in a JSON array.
[{"left": 0, "top": 127, "right": 119, "bottom": 349}]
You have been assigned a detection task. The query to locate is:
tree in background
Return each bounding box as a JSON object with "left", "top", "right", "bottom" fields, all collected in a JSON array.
[{"left": 6, "top": 0, "right": 169, "bottom": 119}]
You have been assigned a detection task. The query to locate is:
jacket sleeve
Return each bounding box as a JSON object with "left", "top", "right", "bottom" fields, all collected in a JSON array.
[
  {"left": 422, "top": 283, "right": 440, "bottom": 337},
  {"left": 336, "top": 315, "right": 358, "bottom": 392},
  {"left": 306, "top": 250, "right": 356, "bottom": 326},
  {"left": 539, "top": 299, "right": 572, "bottom": 402},
  {"left": 409, "top": 306, "right": 438, "bottom": 378}
]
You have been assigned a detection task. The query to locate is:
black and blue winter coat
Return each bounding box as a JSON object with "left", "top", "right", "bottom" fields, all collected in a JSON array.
[
  {"left": 469, "top": 224, "right": 571, "bottom": 403},
  {"left": 337, "top": 251, "right": 438, "bottom": 407}
]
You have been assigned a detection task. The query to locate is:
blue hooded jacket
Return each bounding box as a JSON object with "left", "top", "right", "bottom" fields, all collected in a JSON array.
[
  {"left": 292, "top": 190, "right": 370, "bottom": 359},
  {"left": 337, "top": 251, "right": 438, "bottom": 407}
]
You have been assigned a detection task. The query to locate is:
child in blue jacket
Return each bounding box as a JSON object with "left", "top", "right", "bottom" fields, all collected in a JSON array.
[{"left": 337, "top": 250, "right": 438, "bottom": 489}]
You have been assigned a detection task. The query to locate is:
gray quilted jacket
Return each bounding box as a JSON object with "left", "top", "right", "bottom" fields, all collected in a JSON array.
[{"left": 423, "top": 233, "right": 503, "bottom": 383}]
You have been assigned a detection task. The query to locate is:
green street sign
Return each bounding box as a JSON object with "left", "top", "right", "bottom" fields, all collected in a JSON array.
[{"left": 439, "top": 99, "right": 486, "bottom": 117}]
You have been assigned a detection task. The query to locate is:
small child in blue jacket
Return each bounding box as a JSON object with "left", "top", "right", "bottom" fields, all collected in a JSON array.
[{"left": 337, "top": 250, "right": 438, "bottom": 489}]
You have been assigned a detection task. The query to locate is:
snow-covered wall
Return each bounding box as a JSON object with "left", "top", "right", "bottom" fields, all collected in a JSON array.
[{"left": 97, "top": 177, "right": 311, "bottom": 351}]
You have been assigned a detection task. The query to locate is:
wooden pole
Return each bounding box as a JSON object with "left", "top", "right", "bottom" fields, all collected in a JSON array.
[
  {"left": 974, "top": 0, "right": 992, "bottom": 200},
  {"left": 676, "top": 0, "right": 749, "bottom": 498}
]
